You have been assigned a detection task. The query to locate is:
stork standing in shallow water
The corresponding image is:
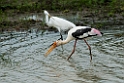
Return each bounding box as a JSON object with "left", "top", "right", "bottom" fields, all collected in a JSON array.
[
  {"left": 45, "top": 26, "right": 103, "bottom": 61},
  {"left": 44, "top": 10, "right": 76, "bottom": 40}
]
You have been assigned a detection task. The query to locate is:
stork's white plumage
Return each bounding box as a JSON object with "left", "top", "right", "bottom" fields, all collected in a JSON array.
[
  {"left": 44, "top": 10, "right": 76, "bottom": 40},
  {"left": 45, "top": 26, "right": 103, "bottom": 61}
]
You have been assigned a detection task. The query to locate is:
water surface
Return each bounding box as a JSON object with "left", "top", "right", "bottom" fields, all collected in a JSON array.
[{"left": 0, "top": 29, "right": 124, "bottom": 83}]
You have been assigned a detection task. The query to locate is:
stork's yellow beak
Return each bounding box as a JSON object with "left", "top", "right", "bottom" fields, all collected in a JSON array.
[{"left": 44, "top": 42, "right": 57, "bottom": 57}]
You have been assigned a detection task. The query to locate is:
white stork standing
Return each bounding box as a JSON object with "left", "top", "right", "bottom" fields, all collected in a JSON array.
[
  {"left": 45, "top": 26, "right": 103, "bottom": 61},
  {"left": 44, "top": 10, "right": 76, "bottom": 40}
]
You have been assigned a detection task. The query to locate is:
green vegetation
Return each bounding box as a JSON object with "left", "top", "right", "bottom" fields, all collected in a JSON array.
[
  {"left": 0, "top": 0, "right": 124, "bottom": 32},
  {"left": 1, "top": 0, "right": 124, "bottom": 12}
]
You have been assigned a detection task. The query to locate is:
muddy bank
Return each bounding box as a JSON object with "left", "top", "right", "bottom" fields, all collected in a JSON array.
[{"left": 0, "top": 10, "right": 124, "bottom": 33}]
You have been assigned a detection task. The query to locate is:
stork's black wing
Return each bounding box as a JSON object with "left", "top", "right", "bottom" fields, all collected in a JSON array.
[{"left": 72, "top": 28, "right": 91, "bottom": 39}]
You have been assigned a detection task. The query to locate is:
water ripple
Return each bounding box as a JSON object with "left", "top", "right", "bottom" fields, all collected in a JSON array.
[{"left": 0, "top": 29, "right": 124, "bottom": 83}]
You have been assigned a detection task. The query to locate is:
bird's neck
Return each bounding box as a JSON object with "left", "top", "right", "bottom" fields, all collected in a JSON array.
[
  {"left": 61, "top": 40, "right": 68, "bottom": 45},
  {"left": 45, "top": 15, "right": 49, "bottom": 24},
  {"left": 60, "top": 38, "right": 71, "bottom": 45}
]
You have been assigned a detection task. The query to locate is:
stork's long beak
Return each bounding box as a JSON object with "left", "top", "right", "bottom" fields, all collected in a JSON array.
[{"left": 44, "top": 42, "right": 57, "bottom": 57}]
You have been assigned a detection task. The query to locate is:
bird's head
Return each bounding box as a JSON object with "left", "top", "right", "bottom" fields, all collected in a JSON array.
[
  {"left": 44, "top": 10, "right": 51, "bottom": 17},
  {"left": 91, "top": 28, "right": 103, "bottom": 36},
  {"left": 44, "top": 40, "right": 63, "bottom": 57}
]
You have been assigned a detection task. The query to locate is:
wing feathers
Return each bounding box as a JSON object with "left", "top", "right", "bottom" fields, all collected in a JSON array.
[{"left": 72, "top": 28, "right": 92, "bottom": 39}]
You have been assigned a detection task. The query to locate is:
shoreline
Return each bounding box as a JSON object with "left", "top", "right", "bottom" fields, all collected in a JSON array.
[{"left": 0, "top": 10, "right": 124, "bottom": 33}]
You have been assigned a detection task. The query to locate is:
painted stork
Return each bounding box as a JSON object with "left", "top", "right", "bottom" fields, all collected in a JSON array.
[
  {"left": 44, "top": 26, "right": 103, "bottom": 61},
  {"left": 44, "top": 10, "right": 76, "bottom": 40}
]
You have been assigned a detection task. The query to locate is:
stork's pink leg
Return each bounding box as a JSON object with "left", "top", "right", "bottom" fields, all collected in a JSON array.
[
  {"left": 67, "top": 39, "right": 77, "bottom": 60},
  {"left": 83, "top": 39, "right": 92, "bottom": 62}
]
